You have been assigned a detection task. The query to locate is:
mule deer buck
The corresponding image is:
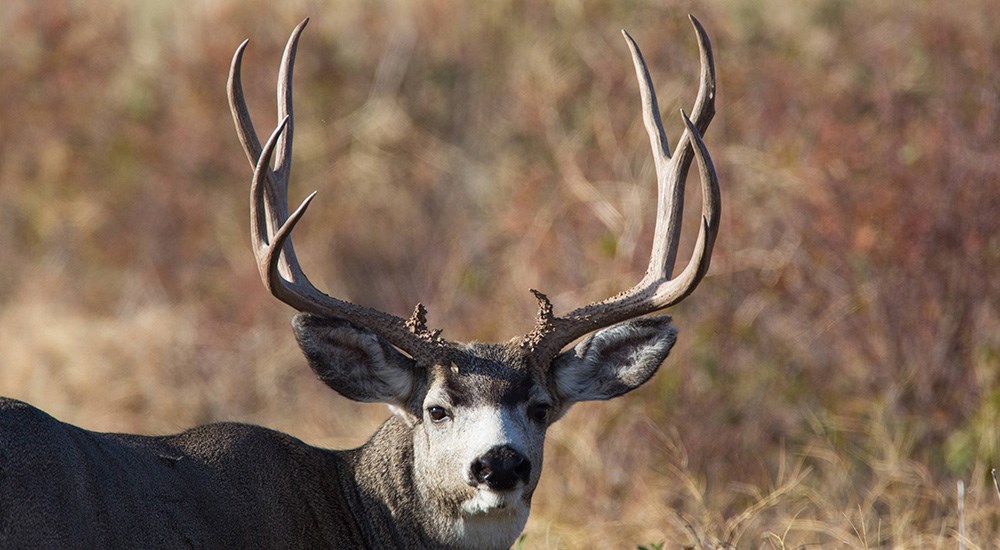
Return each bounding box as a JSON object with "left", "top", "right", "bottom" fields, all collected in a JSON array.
[{"left": 0, "top": 15, "right": 718, "bottom": 549}]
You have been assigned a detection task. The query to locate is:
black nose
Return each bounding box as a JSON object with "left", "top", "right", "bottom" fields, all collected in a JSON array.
[{"left": 470, "top": 445, "right": 531, "bottom": 490}]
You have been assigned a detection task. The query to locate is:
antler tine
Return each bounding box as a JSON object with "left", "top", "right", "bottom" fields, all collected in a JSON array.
[
  {"left": 622, "top": 30, "right": 670, "bottom": 181},
  {"left": 228, "top": 38, "right": 263, "bottom": 167},
  {"left": 234, "top": 21, "right": 445, "bottom": 360},
  {"left": 685, "top": 15, "right": 717, "bottom": 136},
  {"left": 274, "top": 18, "right": 305, "bottom": 183},
  {"left": 522, "top": 18, "right": 720, "bottom": 361}
]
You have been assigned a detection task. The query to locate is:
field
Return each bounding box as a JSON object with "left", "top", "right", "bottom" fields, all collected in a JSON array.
[{"left": 2, "top": 0, "right": 998, "bottom": 547}]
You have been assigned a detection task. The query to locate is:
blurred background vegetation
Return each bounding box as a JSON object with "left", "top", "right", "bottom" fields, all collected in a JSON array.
[{"left": 1, "top": 0, "right": 998, "bottom": 546}]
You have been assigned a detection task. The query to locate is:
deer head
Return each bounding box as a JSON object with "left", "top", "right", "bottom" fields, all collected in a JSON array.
[{"left": 228, "top": 15, "right": 718, "bottom": 545}]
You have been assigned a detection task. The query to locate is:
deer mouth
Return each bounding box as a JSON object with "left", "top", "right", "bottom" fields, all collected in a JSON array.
[{"left": 461, "top": 484, "right": 529, "bottom": 516}]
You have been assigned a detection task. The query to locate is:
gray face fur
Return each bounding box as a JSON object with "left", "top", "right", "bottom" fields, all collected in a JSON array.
[{"left": 293, "top": 312, "right": 677, "bottom": 547}]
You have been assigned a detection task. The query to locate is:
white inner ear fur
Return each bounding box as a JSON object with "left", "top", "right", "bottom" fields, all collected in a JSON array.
[
  {"left": 553, "top": 317, "right": 677, "bottom": 403},
  {"left": 339, "top": 327, "right": 414, "bottom": 403}
]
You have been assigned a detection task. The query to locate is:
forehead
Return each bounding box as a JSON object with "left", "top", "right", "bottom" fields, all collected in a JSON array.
[{"left": 428, "top": 344, "right": 548, "bottom": 407}]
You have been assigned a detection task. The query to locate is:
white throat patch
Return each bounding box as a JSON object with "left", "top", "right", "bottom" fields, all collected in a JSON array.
[{"left": 454, "top": 501, "right": 529, "bottom": 550}]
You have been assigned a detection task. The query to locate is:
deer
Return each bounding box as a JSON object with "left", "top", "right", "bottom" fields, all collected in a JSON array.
[{"left": 0, "top": 15, "right": 718, "bottom": 549}]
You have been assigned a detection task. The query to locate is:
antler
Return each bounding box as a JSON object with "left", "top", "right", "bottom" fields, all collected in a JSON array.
[
  {"left": 228, "top": 18, "right": 445, "bottom": 359},
  {"left": 522, "top": 15, "right": 721, "bottom": 361}
]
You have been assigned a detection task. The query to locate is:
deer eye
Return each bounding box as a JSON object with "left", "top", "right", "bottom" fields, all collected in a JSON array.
[
  {"left": 527, "top": 404, "right": 550, "bottom": 424},
  {"left": 427, "top": 406, "right": 450, "bottom": 423}
]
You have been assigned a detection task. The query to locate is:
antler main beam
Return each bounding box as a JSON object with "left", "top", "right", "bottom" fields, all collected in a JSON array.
[
  {"left": 228, "top": 18, "right": 444, "bottom": 359},
  {"left": 523, "top": 15, "right": 720, "bottom": 361}
]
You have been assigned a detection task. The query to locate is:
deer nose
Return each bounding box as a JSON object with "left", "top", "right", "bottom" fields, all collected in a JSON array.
[{"left": 470, "top": 445, "right": 531, "bottom": 491}]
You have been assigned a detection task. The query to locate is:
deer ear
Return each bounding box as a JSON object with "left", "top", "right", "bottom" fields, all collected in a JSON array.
[
  {"left": 551, "top": 315, "right": 676, "bottom": 404},
  {"left": 293, "top": 313, "right": 417, "bottom": 408}
]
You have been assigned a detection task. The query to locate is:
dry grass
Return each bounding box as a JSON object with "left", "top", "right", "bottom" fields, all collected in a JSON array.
[{"left": 2, "top": 0, "right": 999, "bottom": 547}]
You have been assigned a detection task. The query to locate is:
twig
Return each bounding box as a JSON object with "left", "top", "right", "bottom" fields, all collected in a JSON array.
[{"left": 957, "top": 480, "right": 965, "bottom": 550}]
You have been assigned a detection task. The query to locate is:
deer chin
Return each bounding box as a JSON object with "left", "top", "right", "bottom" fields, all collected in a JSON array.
[{"left": 460, "top": 485, "right": 529, "bottom": 517}]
